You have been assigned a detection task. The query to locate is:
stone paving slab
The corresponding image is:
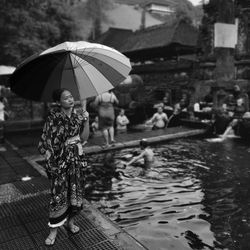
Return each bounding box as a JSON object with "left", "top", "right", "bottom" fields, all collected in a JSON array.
[
  {"left": 82, "top": 128, "right": 206, "bottom": 155},
  {"left": 4, "top": 126, "right": 200, "bottom": 157},
  {"left": 0, "top": 144, "right": 40, "bottom": 185}
]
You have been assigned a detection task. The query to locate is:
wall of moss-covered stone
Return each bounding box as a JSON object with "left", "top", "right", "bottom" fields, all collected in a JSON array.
[
  {"left": 131, "top": 62, "right": 194, "bottom": 105},
  {"left": 131, "top": 59, "right": 250, "bottom": 110}
]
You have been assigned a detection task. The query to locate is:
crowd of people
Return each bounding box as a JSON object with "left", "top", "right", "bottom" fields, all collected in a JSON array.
[
  {"left": 214, "top": 85, "right": 250, "bottom": 139},
  {"left": 87, "top": 85, "right": 249, "bottom": 145},
  {"left": 89, "top": 90, "right": 193, "bottom": 147}
]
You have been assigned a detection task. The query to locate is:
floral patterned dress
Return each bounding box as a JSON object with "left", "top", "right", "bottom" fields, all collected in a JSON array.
[{"left": 38, "top": 107, "right": 88, "bottom": 227}]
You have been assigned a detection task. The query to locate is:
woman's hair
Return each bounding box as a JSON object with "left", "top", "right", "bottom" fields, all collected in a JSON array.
[
  {"left": 52, "top": 88, "right": 68, "bottom": 102},
  {"left": 140, "top": 138, "right": 148, "bottom": 148}
]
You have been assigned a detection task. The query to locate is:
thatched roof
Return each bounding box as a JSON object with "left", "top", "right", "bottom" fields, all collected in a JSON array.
[
  {"left": 96, "top": 28, "right": 134, "bottom": 51},
  {"left": 96, "top": 20, "right": 198, "bottom": 61},
  {"left": 121, "top": 21, "right": 197, "bottom": 52}
]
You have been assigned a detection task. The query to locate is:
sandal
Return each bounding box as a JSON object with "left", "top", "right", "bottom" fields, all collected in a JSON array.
[
  {"left": 65, "top": 224, "right": 80, "bottom": 234},
  {"left": 45, "top": 236, "right": 56, "bottom": 246}
]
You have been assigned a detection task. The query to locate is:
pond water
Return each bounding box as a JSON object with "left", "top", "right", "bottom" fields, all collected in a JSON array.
[{"left": 85, "top": 138, "right": 250, "bottom": 250}]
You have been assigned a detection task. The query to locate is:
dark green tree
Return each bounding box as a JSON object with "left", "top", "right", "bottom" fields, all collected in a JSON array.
[
  {"left": 0, "top": 0, "right": 82, "bottom": 66},
  {"left": 170, "top": 0, "right": 202, "bottom": 26}
]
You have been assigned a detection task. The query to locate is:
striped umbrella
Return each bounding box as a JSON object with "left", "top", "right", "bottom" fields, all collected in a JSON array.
[{"left": 10, "top": 41, "right": 131, "bottom": 102}]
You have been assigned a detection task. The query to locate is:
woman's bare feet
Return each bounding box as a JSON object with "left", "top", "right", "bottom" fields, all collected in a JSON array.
[
  {"left": 45, "top": 227, "right": 57, "bottom": 246},
  {"left": 66, "top": 217, "right": 80, "bottom": 234}
]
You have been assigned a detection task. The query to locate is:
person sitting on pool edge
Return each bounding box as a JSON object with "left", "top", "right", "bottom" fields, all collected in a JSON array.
[{"left": 125, "top": 139, "right": 154, "bottom": 168}]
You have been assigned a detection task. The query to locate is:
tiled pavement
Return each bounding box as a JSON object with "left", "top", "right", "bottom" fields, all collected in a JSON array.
[
  {"left": 0, "top": 144, "right": 41, "bottom": 185},
  {"left": 0, "top": 191, "right": 122, "bottom": 249}
]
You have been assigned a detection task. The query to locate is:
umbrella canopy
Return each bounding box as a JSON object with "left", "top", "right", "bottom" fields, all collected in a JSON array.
[{"left": 10, "top": 41, "right": 131, "bottom": 102}]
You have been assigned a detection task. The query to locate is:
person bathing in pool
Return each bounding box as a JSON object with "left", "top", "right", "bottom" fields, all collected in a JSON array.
[{"left": 125, "top": 139, "right": 155, "bottom": 168}]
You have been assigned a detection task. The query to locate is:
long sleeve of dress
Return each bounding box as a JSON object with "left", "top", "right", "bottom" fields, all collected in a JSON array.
[{"left": 38, "top": 115, "right": 54, "bottom": 157}]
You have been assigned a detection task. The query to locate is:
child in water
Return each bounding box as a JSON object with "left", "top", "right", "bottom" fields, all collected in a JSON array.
[
  {"left": 125, "top": 139, "right": 154, "bottom": 168},
  {"left": 116, "top": 108, "right": 130, "bottom": 133}
]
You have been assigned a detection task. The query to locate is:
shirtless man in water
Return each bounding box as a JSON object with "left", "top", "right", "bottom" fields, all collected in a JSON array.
[
  {"left": 146, "top": 106, "right": 168, "bottom": 129},
  {"left": 125, "top": 139, "right": 154, "bottom": 168}
]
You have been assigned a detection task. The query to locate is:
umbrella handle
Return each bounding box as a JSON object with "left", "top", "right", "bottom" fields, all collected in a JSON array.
[{"left": 80, "top": 99, "right": 87, "bottom": 110}]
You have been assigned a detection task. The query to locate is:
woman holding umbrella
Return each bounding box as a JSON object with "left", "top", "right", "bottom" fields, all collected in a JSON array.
[
  {"left": 38, "top": 88, "right": 89, "bottom": 246},
  {"left": 9, "top": 41, "right": 131, "bottom": 246}
]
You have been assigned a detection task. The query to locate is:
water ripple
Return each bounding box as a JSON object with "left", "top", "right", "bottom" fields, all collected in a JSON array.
[{"left": 86, "top": 138, "right": 250, "bottom": 250}]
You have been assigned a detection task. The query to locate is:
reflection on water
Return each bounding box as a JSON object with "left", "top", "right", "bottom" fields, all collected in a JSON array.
[{"left": 86, "top": 138, "right": 250, "bottom": 250}]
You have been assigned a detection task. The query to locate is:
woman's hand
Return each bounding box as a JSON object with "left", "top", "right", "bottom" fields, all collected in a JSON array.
[
  {"left": 81, "top": 99, "right": 87, "bottom": 110},
  {"left": 45, "top": 150, "right": 51, "bottom": 161},
  {"left": 83, "top": 110, "right": 89, "bottom": 119}
]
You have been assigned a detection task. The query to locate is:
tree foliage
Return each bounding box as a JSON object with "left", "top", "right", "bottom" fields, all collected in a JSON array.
[
  {"left": 84, "top": 0, "right": 114, "bottom": 41},
  {"left": 156, "top": 0, "right": 203, "bottom": 26},
  {"left": 0, "top": 0, "right": 82, "bottom": 66}
]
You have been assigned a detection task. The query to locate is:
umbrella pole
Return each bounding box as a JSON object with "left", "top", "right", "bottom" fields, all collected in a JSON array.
[{"left": 81, "top": 99, "right": 87, "bottom": 110}]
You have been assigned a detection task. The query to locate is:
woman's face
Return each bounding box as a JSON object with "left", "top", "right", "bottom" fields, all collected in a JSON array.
[{"left": 60, "top": 90, "right": 74, "bottom": 109}]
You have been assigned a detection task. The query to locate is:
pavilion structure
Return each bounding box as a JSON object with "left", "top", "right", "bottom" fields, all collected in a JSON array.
[{"left": 96, "top": 19, "right": 199, "bottom": 108}]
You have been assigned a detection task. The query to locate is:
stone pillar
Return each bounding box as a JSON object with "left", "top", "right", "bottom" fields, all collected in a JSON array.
[
  {"left": 213, "top": 0, "right": 235, "bottom": 107},
  {"left": 214, "top": 0, "right": 235, "bottom": 83}
]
